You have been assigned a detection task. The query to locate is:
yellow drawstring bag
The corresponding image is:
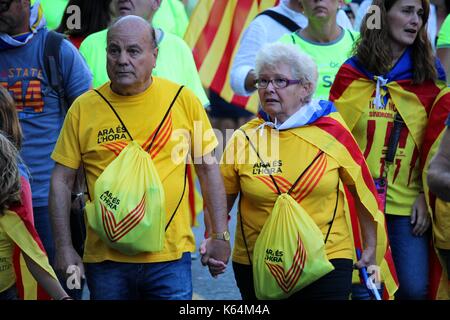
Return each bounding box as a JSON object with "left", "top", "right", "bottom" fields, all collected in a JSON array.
[
  {"left": 85, "top": 140, "right": 165, "bottom": 255},
  {"left": 253, "top": 193, "right": 335, "bottom": 299},
  {"left": 84, "top": 87, "right": 184, "bottom": 255},
  {"left": 239, "top": 129, "right": 336, "bottom": 299}
]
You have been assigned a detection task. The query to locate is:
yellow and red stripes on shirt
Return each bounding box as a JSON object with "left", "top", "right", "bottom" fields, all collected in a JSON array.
[
  {"left": 184, "top": 0, "right": 278, "bottom": 114},
  {"left": 101, "top": 113, "right": 173, "bottom": 159},
  {"left": 255, "top": 152, "right": 327, "bottom": 204},
  {"left": 1, "top": 178, "right": 56, "bottom": 300},
  {"left": 421, "top": 88, "right": 450, "bottom": 300},
  {"left": 291, "top": 112, "right": 398, "bottom": 299}
]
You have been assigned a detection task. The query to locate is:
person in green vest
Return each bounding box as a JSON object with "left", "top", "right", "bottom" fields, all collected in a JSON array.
[
  {"left": 32, "top": 0, "right": 68, "bottom": 30},
  {"left": 278, "top": 0, "right": 358, "bottom": 100},
  {"left": 153, "top": 0, "right": 189, "bottom": 38},
  {"left": 437, "top": 14, "right": 450, "bottom": 84},
  {"left": 79, "top": 0, "right": 208, "bottom": 106}
]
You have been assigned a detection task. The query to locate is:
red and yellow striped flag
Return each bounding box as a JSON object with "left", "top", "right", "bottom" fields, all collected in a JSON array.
[
  {"left": 0, "top": 177, "right": 57, "bottom": 300},
  {"left": 290, "top": 109, "right": 399, "bottom": 299},
  {"left": 184, "top": 0, "right": 279, "bottom": 114},
  {"left": 421, "top": 88, "right": 450, "bottom": 300}
]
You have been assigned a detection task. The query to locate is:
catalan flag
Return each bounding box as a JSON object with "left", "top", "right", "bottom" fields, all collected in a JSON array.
[
  {"left": 184, "top": 0, "right": 279, "bottom": 114},
  {"left": 0, "top": 177, "right": 57, "bottom": 300},
  {"left": 421, "top": 88, "right": 450, "bottom": 300},
  {"left": 330, "top": 50, "right": 447, "bottom": 299},
  {"left": 289, "top": 108, "right": 399, "bottom": 299}
]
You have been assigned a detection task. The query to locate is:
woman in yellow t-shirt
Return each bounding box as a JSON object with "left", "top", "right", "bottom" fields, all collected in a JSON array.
[
  {"left": 203, "top": 43, "right": 393, "bottom": 300},
  {"left": 331, "top": 0, "right": 447, "bottom": 300}
]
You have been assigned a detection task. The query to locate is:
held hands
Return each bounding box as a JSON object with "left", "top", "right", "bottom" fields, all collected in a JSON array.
[
  {"left": 411, "top": 193, "right": 430, "bottom": 236},
  {"left": 54, "top": 245, "right": 85, "bottom": 284},
  {"left": 354, "top": 245, "right": 376, "bottom": 270},
  {"left": 199, "top": 238, "right": 230, "bottom": 278}
]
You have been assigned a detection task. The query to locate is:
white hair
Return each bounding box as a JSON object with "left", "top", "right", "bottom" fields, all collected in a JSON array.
[{"left": 255, "top": 42, "right": 318, "bottom": 102}]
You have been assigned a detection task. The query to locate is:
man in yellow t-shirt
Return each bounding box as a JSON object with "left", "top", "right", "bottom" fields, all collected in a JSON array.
[{"left": 48, "top": 16, "right": 230, "bottom": 300}]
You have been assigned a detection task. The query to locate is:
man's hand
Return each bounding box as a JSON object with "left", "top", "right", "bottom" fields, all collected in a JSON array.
[
  {"left": 411, "top": 193, "right": 430, "bottom": 236},
  {"left": 54, "top": 245, "right": 85, "bottom": 283},
  {"left": 199, "top": 238, "right": 230, "bottom": 278},
  {"left": 354, "top": 245, "right": 376, "bottom": 269}
]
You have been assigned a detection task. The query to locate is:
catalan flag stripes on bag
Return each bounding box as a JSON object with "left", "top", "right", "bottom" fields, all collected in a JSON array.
[
  {"left": 0, "top": 177, "right": 57, "bottom": 300},
  {"left": 290, "top": 109, "right": 399, "bottom": 300},
  {"left": 421, "top": 88, "right": 450, "bottom": 300},
  {"left": 330, "top": 51, "right": 447, "bottom": 299},
  {"left": 184, "top": 0, "right": 278, "bottom": 114}
]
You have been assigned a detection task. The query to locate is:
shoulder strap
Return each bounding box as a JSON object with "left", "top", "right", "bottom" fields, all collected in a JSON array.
[
  {"left": 384, "top": 113, "right": 404, "bottom": 177},
  {"left": 257, "top": 10, "right": 301, "bottom": 33},
  {"left": 44, "top": 31, "right": 68, "bottom": 113},
  {"left": 94, "top": 89, "right": 134, "bottom": 141},
  {"left": 93, "top": 85, "right": 184, "bottom": 146},
  {"left": 291, "top": 33, "right": 296, "bottom": 44},
  {"left": 239, "top": 129, "right": 282, "bottom": 194},
  {"left": 239, "top": 129, "right": 324, "bottom": 196},
  {"left": 347, "top": 29, "right": 356, "bottom": 42},
  {"left": 146, "top": 85, "right": 184, "bottom": 152}
]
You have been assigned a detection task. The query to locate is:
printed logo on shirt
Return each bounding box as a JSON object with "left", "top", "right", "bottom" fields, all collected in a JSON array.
[
  {"left": 97, "top": 126, "right": 128, "bottom": 144},
  {"left": 256, "top": 153, "right": 327, "bottom": 202},
  {"left": 100, "top": 113, "right": 173, "bottom": 159},
  {"left": 1, "top": 68, "right": 45, "bottom": 113},
  {"left": 252, "top": 160, "right": 283, "bottom": 175}
]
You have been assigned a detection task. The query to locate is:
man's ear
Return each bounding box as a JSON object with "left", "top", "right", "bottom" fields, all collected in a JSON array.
[
  {"left": 153, "top": 0, "right": 162, "bottom": 11},
  {"left": 302, "top": 81, "right": 314, "bottom": 98},
  {"left": 153, "top": 47, "right": 159, "bottom": 65}
]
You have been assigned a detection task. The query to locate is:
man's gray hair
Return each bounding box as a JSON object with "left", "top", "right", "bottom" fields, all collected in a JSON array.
[{"left": 255, "top": 42, "right": 318, "bottom": 101}]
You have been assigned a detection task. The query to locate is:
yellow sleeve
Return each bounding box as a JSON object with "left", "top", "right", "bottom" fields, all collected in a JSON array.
[
  {"left": 51, "top": 101, "right": 82, "bottom": 169},
  {"left": 182, "top": 87, "right": 218, "bottom": 157},
  {"left": 220, "top": 131, "right": 244, "bottom": 195}
]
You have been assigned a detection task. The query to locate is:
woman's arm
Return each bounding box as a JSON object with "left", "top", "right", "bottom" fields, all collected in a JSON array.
[
  {"left": 23, "top": 252, "right": 70, "bottom": 300},
  {"left": 347, "top": 185, "right": 378, "bottom": 268}
]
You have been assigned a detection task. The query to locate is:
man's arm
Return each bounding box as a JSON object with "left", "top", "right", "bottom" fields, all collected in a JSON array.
[
  {"left": 194, "top": 153, "right": 231, "bottom": 268},
  {"left": 437, "top": 48, "right": 450, "bottom": 86},
  {"left": 427, "top": 128, "right": 450, "bottom": 201},
  {"left": 48, "top": 163, "right": 85, "bottom": 280},
  {"left": 230, "top": 20, "right": 265, "bottom": 96}
]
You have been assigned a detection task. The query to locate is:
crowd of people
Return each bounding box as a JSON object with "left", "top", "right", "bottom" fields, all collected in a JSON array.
[{"left": 0, "top": 0, "right": 449, "bottom": 301}]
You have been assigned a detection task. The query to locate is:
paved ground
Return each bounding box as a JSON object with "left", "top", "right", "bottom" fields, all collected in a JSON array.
[{"left": 191, "top": 207, "right": 241, "bottom": 300}]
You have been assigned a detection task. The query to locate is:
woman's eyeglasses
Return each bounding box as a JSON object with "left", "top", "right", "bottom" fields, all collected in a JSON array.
[{"left": 255, "top": 78, "right": 302, "bottom": 89}]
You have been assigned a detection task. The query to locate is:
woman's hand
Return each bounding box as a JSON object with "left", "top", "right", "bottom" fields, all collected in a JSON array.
[
  {"left": 354, "top": 245, "right": 377, "bottom": 270},
  {"left": 199, "top": 238, "right": 228, "bottom": 278},
  {"left": 411, "top": 193, "right": 430, "bottom": 236}
]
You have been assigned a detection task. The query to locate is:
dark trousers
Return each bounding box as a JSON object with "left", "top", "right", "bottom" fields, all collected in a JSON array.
[{"left": 233, "top": 258, "right": 353, "bottom": 300}]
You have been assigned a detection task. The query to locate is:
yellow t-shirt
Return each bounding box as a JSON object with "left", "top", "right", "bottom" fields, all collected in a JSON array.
[
  {"left": 51, "top": 77, "right": 217, "bottom": 263},
  {"left": 350, "top": 95, "right": 421, "bottom": 215},
  {"left": 220, "top": 122, "right": 353, "bottom": 265},
  {"left": 0, "top": 224, "right": 15, "bottom": 293}
]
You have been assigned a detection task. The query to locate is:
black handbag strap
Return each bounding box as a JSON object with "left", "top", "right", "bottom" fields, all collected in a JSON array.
[
  {"left": 384, "top": 113, "right": 404, "bottom": 177},
  {"left": 257, "top": 10, "right": 301, "bottom": 32},
  {"left": 93, "top": 85, "right": 184, "bottom": 151},
  {"left": 165, "top": 162, "right": 188, "bottom": 231}
]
